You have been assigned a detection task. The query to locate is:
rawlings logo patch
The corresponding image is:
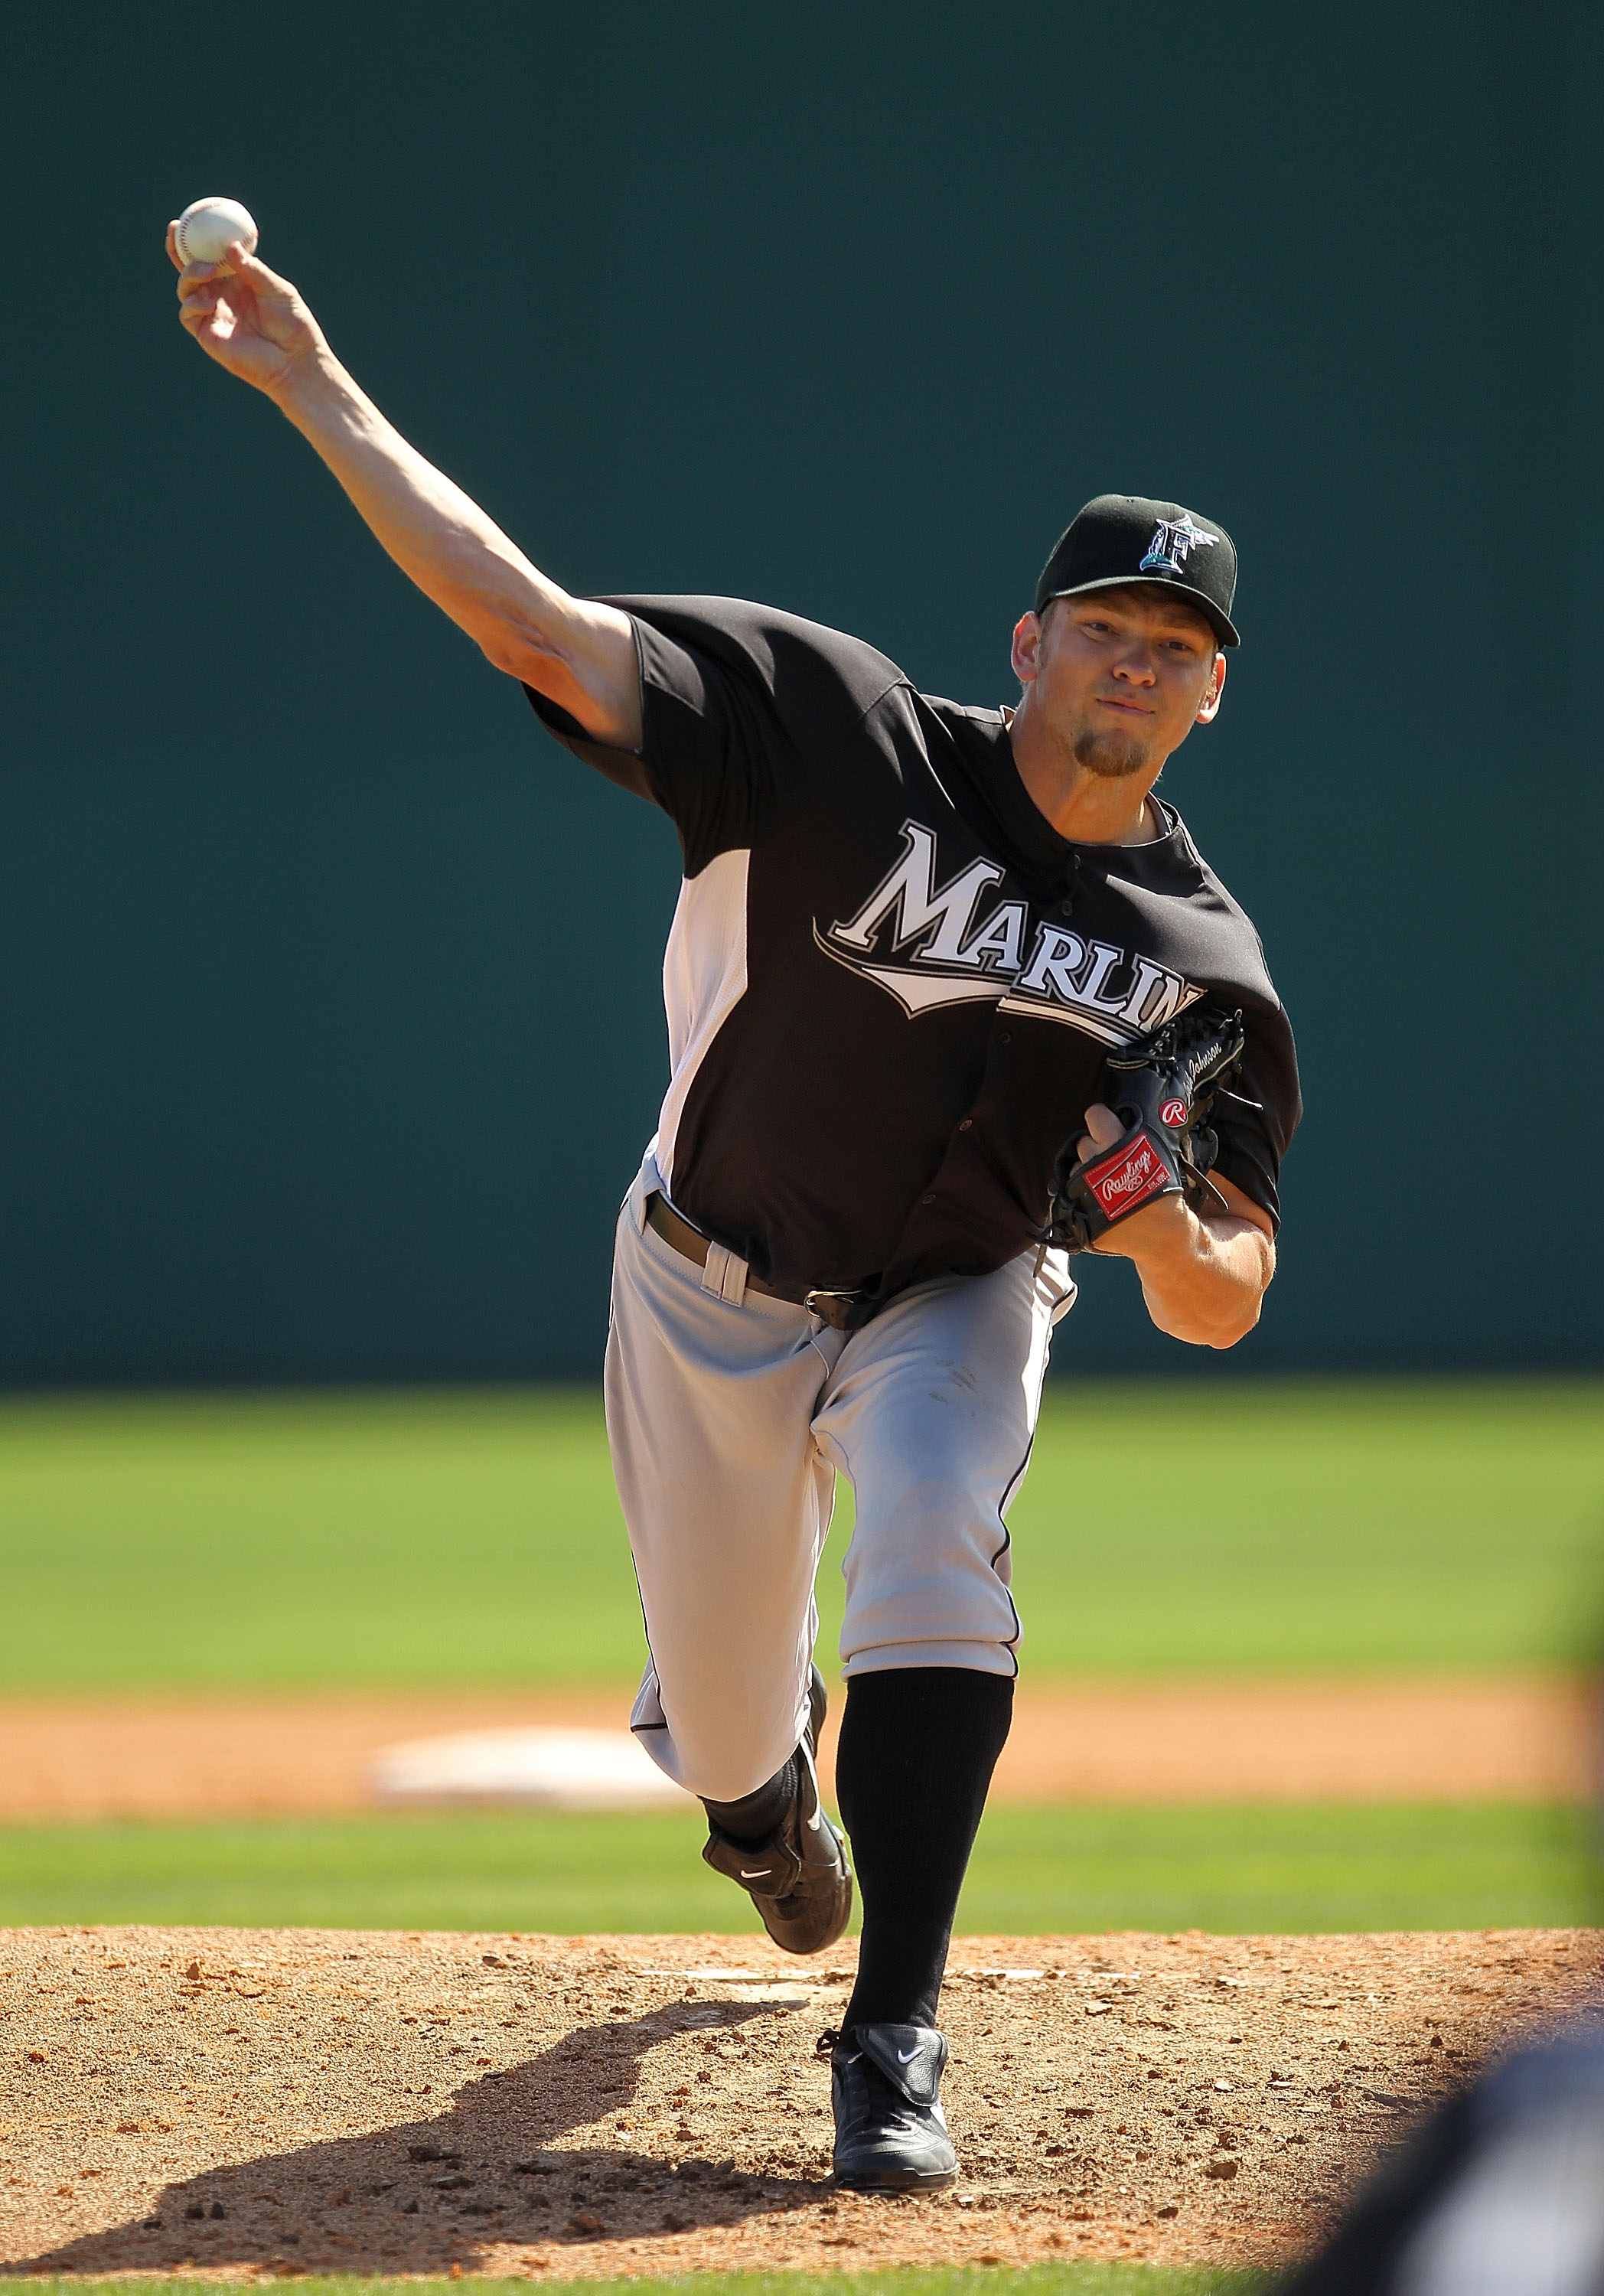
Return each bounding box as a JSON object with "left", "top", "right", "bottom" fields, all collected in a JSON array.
[
  {"left": 1160, "top": 1097, "right": 1188, "bottom": 1127},
  {"left": 1084, "top": 1133, "right": 1169, "bottom": 1218}
]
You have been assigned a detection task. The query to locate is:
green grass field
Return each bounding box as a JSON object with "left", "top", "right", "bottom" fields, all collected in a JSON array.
[
  {"left": 1, "top": 1802, "right": 1596, "bottom": 1935},
  {"left": 3, "top": 1380, "right": 1602, "bottom": 1937},
  {"left": 3, "top": 1381, "right": 1602, "bottom": 1691}
]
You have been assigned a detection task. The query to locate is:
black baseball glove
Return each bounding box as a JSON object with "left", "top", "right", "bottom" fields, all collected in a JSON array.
[{"left": 1038, "top": 1004, "right": 1247, "bottom": 1255}]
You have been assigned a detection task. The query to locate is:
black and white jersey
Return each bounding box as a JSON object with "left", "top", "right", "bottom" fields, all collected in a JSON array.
[{"left": 527, "top": 597, "right": 1301, "bottom": 1308}]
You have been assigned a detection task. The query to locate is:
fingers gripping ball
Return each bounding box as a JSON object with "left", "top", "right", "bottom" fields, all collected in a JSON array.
[
  {"left": 1040, "top": 1005, "right": 1248, "bottom": 1254},
  {"left": 174, "top": 197, "right": 259, "bottom": 267}
]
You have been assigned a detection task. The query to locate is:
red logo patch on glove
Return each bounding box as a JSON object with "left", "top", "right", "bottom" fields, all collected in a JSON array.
[
  {"left": 1082, "top": 1131, "right": 1170, "bottom": 1220},
  {"left": 1160, "top": 1097, "right": 1188, "bottom": 1127}
]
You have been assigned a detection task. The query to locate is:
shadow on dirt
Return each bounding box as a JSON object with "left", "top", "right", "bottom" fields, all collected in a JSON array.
[{"left": 16, "top": 2000, "right": 833, "bottom": 2275}]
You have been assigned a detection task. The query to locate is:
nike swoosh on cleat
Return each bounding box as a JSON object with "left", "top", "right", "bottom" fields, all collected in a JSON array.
[
  {"left": 739, "top": 1868, "right": 772, "bottom": 1880},
  {"left": 897, "top": 2046, "right": 920, "bottom": 2062}
]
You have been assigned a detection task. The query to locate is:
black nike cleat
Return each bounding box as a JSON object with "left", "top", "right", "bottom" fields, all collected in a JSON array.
[
  {"left": 701, "top": 1665, "right": 853, "bottom": 1955},
  {"left": 823, "top": 2022, "right": 958, "bottom": 2190}
]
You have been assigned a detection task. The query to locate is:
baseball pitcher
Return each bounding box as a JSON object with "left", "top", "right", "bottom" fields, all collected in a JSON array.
[{"left": 171, "top": 223, "right": 1301, "bottom": 2192}]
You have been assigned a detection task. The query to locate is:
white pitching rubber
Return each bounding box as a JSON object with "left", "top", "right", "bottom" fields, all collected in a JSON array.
[{"left": 368, "top": 1726, "right": 696, "bottom": 1812}]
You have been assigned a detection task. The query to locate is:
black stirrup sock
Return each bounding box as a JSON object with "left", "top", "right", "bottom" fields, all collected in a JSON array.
[
  {"left": 835, "top": 1665, "right": 1014, "bottom": 2030},
  {"left": 702, "top": 1755, "right": 799, "bottom": 1848}
]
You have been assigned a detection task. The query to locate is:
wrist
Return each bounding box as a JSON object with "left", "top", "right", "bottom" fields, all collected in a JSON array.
[
  {"left": 268, "top": 338, "right": 348, "bottom": 425},
  {"left": 1091, "top": 1193, "right": 1201, "bottom": 1270}
]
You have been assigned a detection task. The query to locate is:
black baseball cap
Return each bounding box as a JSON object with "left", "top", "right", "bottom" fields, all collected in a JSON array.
[{"left": 1035, "top": 494, "right": 1240, "bottom": 648}]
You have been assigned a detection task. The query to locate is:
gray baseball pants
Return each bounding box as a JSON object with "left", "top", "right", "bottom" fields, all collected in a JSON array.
[{"left": 605, "top": 1156, "right": 1077, "bottom": 1802}]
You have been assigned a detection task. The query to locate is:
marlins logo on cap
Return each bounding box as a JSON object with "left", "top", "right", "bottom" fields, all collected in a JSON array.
[
  {"left": 1035, "top": 494, "right": 1240, "bottom": 647},
  {"left": 1139, "top": 513, "right": 1218, "bottom": 577}
]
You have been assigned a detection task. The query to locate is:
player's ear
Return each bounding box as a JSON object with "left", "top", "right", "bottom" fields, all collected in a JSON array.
[
  {"left": 1195, "top": 650, "right": 1227, "bottom": 725},
  {"left": 1011, "top": 609, "right": 1044, "bottom": 686}
]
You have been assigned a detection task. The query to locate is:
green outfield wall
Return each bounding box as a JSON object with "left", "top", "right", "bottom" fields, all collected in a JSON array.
[{"left": 2, "top": 1, "right": 1599, "bottom": 1380}]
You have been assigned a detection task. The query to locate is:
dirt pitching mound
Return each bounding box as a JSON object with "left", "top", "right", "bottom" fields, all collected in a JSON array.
[{"left": 4, "top": 1926, "right": 1598, "bottom": 2278}]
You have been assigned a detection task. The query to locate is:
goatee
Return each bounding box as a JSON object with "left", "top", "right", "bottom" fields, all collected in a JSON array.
[{"left": 1071, "top": 727, "right": 1151, "bottom": 780}]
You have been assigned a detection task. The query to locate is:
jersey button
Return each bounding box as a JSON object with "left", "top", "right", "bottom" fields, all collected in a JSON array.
[
  {"left": 921, "top": 1192, "right": 937, "bottom": 1205},
  {"left": 957, "top": 1117, "right": 973, "bottom": 1132},
  {"left": 997, "top": 1031, "right": 1011, "bottom": 1045}
]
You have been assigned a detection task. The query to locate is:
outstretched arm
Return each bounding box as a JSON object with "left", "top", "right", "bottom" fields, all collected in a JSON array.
[
  {"left": 168, "top": 225, "right": 641, "bottom": 748},
  {"left": 1076, "top": 1102, "right": 1276, "bottom": 1348}
]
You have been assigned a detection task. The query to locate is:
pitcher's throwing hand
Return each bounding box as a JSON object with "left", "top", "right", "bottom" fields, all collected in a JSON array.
[{"left": 168, "top": 214, "right": 323, "bottom": 396}]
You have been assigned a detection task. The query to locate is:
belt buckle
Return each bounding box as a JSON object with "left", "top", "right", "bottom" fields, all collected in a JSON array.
[{"left": 804, "top": 1287, "right": 872, "bottom": 1332}]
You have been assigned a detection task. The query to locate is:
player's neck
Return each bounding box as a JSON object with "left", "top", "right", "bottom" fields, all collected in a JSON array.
[{"left": 1002, "top": 703, "right": 1164, "bottom": 846}]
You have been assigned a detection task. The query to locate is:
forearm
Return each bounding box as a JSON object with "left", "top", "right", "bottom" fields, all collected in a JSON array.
[
  {"left": 1094, "top": 1205, "right": 1274, "bottom": 1348},
  {"left": 276, "top": 354, "right": 549, "bottom": 642},
  {"left": 271, "top": 352, "right": 640, "bottom": 743}
]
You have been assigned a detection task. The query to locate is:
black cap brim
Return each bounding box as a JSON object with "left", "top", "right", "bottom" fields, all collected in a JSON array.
[{"left": 1041, "top": 572, "right": 1239, "bottom": 650}]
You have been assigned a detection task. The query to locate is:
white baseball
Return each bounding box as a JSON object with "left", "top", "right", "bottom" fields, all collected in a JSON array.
[{"left": 174, "top": 197, "right": 259, "bottom": 268}]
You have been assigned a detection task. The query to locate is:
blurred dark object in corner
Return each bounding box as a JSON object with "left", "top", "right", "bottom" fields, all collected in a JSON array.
[
  {"left": 1281, "top": 2017, "right": 1604, "bottom": 2294},
  {"left": 1285, "top": 1674, "right": 1604, "bottom": 2290}
]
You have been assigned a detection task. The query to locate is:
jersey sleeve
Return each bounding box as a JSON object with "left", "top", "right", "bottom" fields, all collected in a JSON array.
[
  {"left": 1207, "top": 999, "right": 1302, "bottom": 1233},
  {"left": 524, "top": 617, "right": 792, "bottom": 878},
  {"left": 525, "top": 594, "right": 908, "bottom": 879}
]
